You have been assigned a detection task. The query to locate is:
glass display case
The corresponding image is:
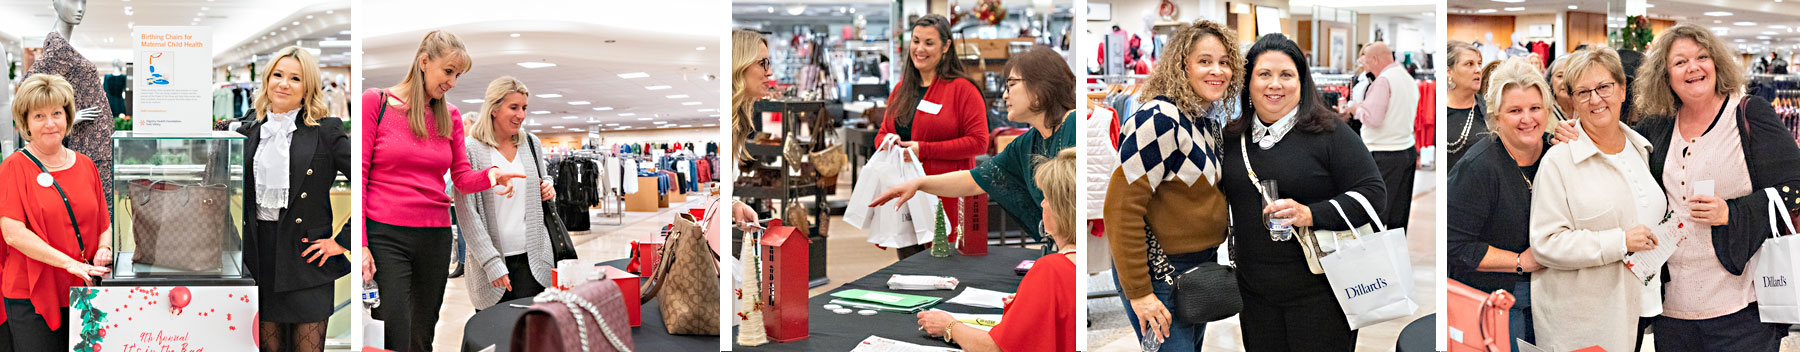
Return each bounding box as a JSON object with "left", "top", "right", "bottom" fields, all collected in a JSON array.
[{"left": 106, "top": 131, "right": 252, "bottom": 285}]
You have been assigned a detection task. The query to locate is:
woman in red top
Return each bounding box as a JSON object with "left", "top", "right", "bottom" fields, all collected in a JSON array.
[
  {"left": 0, "top": 74, "right": 112, "bottom": 352},
  {"left": 879, "top": 14, "right": 991, "bottom": 259},
  {"left": 916, "top": 149, "right": 1076, "bottom": 351}
]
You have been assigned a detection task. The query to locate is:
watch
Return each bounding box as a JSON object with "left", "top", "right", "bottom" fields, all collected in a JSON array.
[{"left": 1515, "top": 253, "right": 1525, "bottom": 275}]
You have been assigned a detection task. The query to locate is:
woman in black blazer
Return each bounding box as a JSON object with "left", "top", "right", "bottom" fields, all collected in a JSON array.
[{"left": 234, "top": 46, "right": 350, "bottom": 352}]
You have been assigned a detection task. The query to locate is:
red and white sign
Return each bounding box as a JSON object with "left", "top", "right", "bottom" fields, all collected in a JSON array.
[{"left": 68, "top": 286, "right": 258, "bottom": 352}]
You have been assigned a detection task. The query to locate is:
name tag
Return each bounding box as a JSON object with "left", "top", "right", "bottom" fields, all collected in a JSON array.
[{"left": 917, "top": 100, "right": 943, "bottom": 115}]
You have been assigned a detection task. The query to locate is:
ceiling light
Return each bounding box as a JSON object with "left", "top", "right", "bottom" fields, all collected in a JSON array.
[
  {"left": 326, "top": 10, "right": 333, "bottom": 14},
  {"left": 292, "top": 21, "right": 300, "bottom": 26},
  {"left": 561, "top": 116, "right": 578, "bottom": 119},
  {"left": 530, "top": 130, "right": 542, "bottom": 133},
  {"left": 1644, "top": 3, "right": 1653, "bottom": 7},
  {"left": 531, "top": 111, "right": 550, "bottom": 115},
  {"left": 1773, "top": 25, "right": 1790, "bottom": 29},
  {"left": 636, "top": 117, "right": 652, "bottom": 121},
  {"left": 665, "top": 94, "right": 689, "bottom": 99},
  {"left": 461, "top": 99, "right": 483, "bottom": 103},
  {"left": 786, "top": 5, "right": 807, "bottom": 15},
  {"left": 620, "top": 113, "right": 638, "bottom": 117},
  {"left": 1503, "top": 7, "right": 1524, "bottom": 11},
  {"left": 510, "top": 33, "right": 521, "bottom": 38},
  {"left": 517, "top": 61, "right": 557, "bottom": 69},
  {"left": 536, "top": 93, "right": 563, "bottom": 98},
  {"left": 708, "top": 114, "right": 721, "bottom": 117},
  {"left": 618, "top": 72, "right": 650, "bottom": 79},
  {"left": 1476, "top": 9, "right": 1498, "bottom": 13},
  {"left": 306, "top": 15, "right": 313, "bottom": 19},
  {"left": 645, "top": 85, "right": 672, "bottom": 90},
  {"left": 552, "top": 126, "right": 564, "bottom": 129},
  {"left": 1739, "top": 22, "right": 1759, "bottom": 26},
  {"left": 1714, "top": 27, "right": 1731, "bottom": 32},
  {"left": 570, "top": 128, "right": 584, "bottom": 132},
  {"left": 1765, "top": 31, "right": 1779, "bottom": 35},
  {"left": 697, "top": 108, "right": 716, "bottom": 112},
  {"left": 679, "top": 125, "right": 693, "bottom": 128},
  {"left": 568, "top": 101, "right": 590, "bottom": 105},
  {"left": 340, "top": 30, "right": 350, "bottom": 35},
  {"left": 605, "top": 123, "right": 620, "bottom": 126},
  {"left": 1738, "top": 39, "right": 1747, "bottom": 42},
  {"left": 1706, "top": 11, "right": 1734, "bottom": 16},
  {"left": 682, "top": 102, "right": 702, "bottom": 106},
  {"left": 1568, "top": 5, "right": 1577, "bottom": 9},
  {"left": 654, "top": 121, "right": 669, "bottom": 124},
  {"left": 696, "top": 46, "right": 706, "bottom": 51},
  {"left": 703, "top": 123, "right": 717, "bottom": 127},
  {"left": 1759, "top": 36, "right": 1773, "bottom": 39},
  {"left": 592, "top": 107, "right": 613, "bottom": 111},
  {"left": 1491, "top": 0, "right": 1523, "bottom": 2}
]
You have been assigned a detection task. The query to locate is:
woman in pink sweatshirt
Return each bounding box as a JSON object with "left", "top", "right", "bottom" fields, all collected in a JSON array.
[{"left": 359, "top": 30, "right": 525, "bottom": 351}]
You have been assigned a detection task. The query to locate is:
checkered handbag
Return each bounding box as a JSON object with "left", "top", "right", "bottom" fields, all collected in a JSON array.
[{"left": 128, "top": 179, "right": 226, "bottom": 272}]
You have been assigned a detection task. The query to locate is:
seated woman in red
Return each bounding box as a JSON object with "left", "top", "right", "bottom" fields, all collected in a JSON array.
[{"left": 915, "top": 148, "right": 1076, "bottom": 351}]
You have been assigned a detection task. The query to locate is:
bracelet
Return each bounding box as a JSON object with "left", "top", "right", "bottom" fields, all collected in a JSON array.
[{"left": 944, "top": 322, "right": 956, "bottom": 343}]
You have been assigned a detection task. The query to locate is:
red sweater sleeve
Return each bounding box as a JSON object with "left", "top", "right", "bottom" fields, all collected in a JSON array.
[
  {"left": 445, "top": 105, "right": 495, "bottom": 195},
  {"left": 918, "top": 79, "right": 990, "bottom": 160}
]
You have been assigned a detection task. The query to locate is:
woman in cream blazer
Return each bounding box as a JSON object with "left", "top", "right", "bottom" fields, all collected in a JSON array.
[{"left": 1528, "top": 48, "right": 1666, "bottom": 352}]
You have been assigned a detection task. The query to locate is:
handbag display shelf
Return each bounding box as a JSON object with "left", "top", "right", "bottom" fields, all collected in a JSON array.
[
  {"left": 105, "top": 131, "right": 253, "bottom": 286},
  {"left": 734, "top": 100, "right": 833, "bottom": 288}
]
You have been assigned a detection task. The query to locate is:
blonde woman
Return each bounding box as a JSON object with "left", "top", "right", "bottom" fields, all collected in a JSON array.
[
  {"left": 359, "top": 30, "right": 525, "bottom": 351},
  {"left": 730, "top": 29, "right": 772, "bottom": 231},
  {"left": 1632, "top": 24, "right": 1800, "bottom": 350},
  {"left": 0, "top": 74, "right": 112, "bottom": 352},
  {"left": 233, "top": 45, "right": 350, "bottom": 352},
  {"left": 1530, "top": 48, "right": 1663, "bottom": 352},
  {"left": 915, "top": 148, "right": 1077, "bottom": 351},
  {"left": 1104, "top": 20, "right": 1239, "bottom": 350},
  {"left": 454, "top": 76, "right": 559, "bottom": 311}
]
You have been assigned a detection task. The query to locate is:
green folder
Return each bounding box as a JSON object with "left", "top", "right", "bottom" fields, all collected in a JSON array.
[{"left": 829, "top": 289, "right": 942, "bottom": 309}]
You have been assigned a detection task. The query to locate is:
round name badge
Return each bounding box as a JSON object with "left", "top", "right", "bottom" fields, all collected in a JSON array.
[{"left": 37, "top": 173, "right": 53, "bottom": 188}]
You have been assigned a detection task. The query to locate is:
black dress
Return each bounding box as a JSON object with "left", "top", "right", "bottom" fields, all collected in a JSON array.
[
  {"left": 1220, "top": 115, "right": 1386, "bottom": 351},
  {"left": 1446, "top": 135, "right": 1544, "bottom": 293},
  {"left": 236, "top": 111, "right": 352, "bottom": 323},
  {"left": 1444, "top": 97, "right": 1488, "bottom": 172}
]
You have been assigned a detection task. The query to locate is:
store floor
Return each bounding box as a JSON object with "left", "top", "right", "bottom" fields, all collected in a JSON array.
[
  {"left": 1088, "top": 169, "right": 1438, "bottom": 352},
  {"left": 430, "top": 192, "right": 717, "bottom": 351}
]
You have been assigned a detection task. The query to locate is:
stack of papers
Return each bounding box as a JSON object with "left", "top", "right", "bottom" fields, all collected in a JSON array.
[
  {"left": 829, "top": 289, "right": 942, "bottom": 314},
  {"left": 850, "top": 336, "right": 961, "bottom": 352},
  {"left": 888, "top": 275, "right": 959, "bottom": 290},
  {"left": 945, "top": 287, "right": 1012, "bottom": 309}
]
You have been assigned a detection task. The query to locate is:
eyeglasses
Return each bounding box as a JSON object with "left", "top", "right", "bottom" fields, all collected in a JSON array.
[
  {"left": 1572, "top": 81, "right": 1618, "bottom": 103},
  {"left": 756, "top": 58, "right": 771, "bottom": 71},
  {"left": 1002, "top": 78, "right": 1023, "bottom": 93}
]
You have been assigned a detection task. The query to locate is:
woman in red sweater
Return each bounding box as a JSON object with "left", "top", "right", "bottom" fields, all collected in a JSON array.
[
  {"left": 878, "top": 14, "right": 991, "bottom": 259},
  {"left": 359, "top": 30, "right": 526, "bottom": 351}
]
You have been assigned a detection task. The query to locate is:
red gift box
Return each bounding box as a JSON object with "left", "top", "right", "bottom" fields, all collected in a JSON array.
[
  {"left": 601, "top": 265, "right": 642, "bottom": 327},
  {"left": 631, "top": 233, "right": 666, "bottom": 279}
]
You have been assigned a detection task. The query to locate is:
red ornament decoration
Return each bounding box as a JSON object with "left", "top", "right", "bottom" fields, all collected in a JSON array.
[{"left": 169, "top": 287, "right": 192, "bottom": 315}]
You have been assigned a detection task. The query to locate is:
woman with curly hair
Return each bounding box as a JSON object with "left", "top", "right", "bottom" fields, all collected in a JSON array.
[{"left": 1103, "top": 19, "right": 1240, "bottom": 351}]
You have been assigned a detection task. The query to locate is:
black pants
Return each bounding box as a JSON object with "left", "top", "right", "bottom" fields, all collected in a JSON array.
[
  {"left": 4, "top": 299, "right": 67, "bottom": 352},
  {"left": 368, "top": 220, "right": 453, "bottom": 352},
  {"left": 1371, "top": 148, "right": 1417, "bottom": 230},
  {"left": 496, "top": 253, "right": 547, "bottom": 302},
  {"left": 1652, "top": 303, "right": 1786, "bottom": 352},
  {"left": 1237, "top": 261, "right": 1358, "bottom": 352}
]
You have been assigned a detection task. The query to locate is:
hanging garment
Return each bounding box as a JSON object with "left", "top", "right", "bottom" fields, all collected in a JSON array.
[{"left": 25, "top": 31, "right": 115, "bottom": 212}]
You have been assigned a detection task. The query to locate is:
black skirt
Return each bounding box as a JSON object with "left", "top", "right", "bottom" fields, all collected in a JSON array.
[{"left": 253, "top": 220, "right": 336, "bottom": 323}]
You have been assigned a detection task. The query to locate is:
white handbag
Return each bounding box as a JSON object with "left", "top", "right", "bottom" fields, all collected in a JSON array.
[
  {"left": 1752, "top": 187, "right": 1800, "bottom": 324},
  {"left": 1319, "top": 192, "right": 1418, "bottom": 329}
]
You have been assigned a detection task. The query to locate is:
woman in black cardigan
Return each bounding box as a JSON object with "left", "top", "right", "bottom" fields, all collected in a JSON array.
[
  {"left": 1628, "top": 24, "right": 1800, "bottom": 350},
  {"left": 1218, "top": 34, "right": 1386, "bottom": 351},
  {"left": 233, "top": 46, "right": 351, "bottom": 352}
]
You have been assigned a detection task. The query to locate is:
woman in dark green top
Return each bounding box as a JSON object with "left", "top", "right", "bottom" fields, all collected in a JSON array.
[{"left": 871, "top": 48, "right": 1076, "bottom": 243}]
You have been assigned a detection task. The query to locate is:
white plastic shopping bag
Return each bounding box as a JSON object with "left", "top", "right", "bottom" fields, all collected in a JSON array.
[
  {"left": 896, "top": 147, "right": 942, "bottom": 246},
  {"left": 1753, "top": 187, "right": 1800, "bottom": 324},
  {"left": 845, "top": 134, "right": 902, "bottom": 229},
  {"left": 1319, "top": 192, "right": 1418, "bottom": 329}
]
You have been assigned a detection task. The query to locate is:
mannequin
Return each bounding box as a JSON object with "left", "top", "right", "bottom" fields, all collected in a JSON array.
[
  {"left": 26, "top": 0, "right": 115, "bottom": 212},
  {"left": 105, "top": 59, "right": 127, "bottom": 118}
]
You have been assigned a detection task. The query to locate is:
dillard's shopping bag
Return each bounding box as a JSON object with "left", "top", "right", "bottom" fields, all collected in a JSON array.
[
  {"left": 1319, "top": 192, "right": 1418, "bottom": 329},
  {"left": 845, "top": 134, "right": 902, "bottom": 230},
  {"left": 1752, "top": 187, "right": 1800, "bottom": 324}
]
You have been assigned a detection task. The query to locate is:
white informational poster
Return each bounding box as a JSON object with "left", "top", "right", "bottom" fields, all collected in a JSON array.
[
  {"left": 130, "top": 26, "right": 212, "bottom": 133},
  {"left": 68, "top": 286, "right": 259, "bottom": 351}
]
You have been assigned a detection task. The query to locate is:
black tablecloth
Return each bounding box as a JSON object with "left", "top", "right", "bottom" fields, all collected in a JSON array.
[
  {"left": 734, "top": 247, "right": 1043, "bottom": 351},
  {"left": 460, "top": 259, "right": 717, "bottom": 352}
]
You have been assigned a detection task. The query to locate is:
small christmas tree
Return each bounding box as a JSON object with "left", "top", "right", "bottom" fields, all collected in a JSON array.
[{"left": 930, "top": 203, "right": 952, "bottom": 257}]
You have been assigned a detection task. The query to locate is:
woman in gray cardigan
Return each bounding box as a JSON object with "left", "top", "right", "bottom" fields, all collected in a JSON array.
[{"left": 454, "top": 76, "right": 557, "bottom": 309}]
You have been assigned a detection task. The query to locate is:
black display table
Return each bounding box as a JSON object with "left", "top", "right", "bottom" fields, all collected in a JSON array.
[
  {"left": 734, "top": 247, "right": 1042, "bottom": 351},
  {"left": 459, "top": 258, "right": 717, "bottom": 352}
]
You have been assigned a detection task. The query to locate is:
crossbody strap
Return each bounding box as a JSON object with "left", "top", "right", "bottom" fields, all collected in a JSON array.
[
  {"left": 1770, "top": 187, "right": 1797, "bottom": 238},
  {"left": 19, "top": 150, "right": 86, "bottom": 262},
  {"left": 365, "top": 90, "right": 390, "bottom": 198}
]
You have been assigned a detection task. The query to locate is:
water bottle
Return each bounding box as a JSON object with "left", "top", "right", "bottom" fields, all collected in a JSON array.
[
  {"left": 1139, "top": 332, "right": 1162, "bottom": 352},
  {"left": 362, "top": 280, "right": 380, "bottom": 309}
]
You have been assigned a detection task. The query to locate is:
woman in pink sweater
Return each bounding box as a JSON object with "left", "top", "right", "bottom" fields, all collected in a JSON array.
[{"left": 358, "top": 30, "right": 525, "bottom": 351}]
